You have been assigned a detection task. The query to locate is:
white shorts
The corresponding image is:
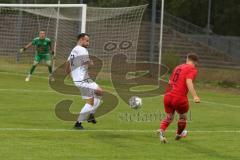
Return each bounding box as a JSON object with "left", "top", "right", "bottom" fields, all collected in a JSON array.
[{"left": 74, "top": 79, "right": 99, "bottom": 99}]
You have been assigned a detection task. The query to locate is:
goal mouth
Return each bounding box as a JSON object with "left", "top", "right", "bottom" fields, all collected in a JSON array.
[{"left": 0, "top": 4, "right": 148, "bottom": 79}]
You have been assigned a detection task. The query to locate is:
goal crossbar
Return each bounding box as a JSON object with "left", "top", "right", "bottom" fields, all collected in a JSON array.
[
  {"left": 0, "top": 3, "right": 87, "bottom": 36},
  {"left": 0, "top": 4, "right": 87, "bottom": 8}
]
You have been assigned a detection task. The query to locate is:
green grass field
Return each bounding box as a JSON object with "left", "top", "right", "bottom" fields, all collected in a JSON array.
[{"left": 0, "top": 65, "right": 240, "bottom": 160}]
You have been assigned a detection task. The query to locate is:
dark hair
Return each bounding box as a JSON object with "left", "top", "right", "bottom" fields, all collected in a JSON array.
[
  {"left": 77, "top": 33, "right": 89, "bottom": 41},
  {"left": 187, "top": 53, "right": 199, "bottom": 62}
]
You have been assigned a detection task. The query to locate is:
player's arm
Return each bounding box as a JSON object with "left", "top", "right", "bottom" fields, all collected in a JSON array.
[
  {"left": 20, "top": 42, "right": 32, "bottom": 53},
  {"left": 83, "top": 60, "right": 93, "bottom": 66},
  {"left": 186, "top": 79, "right": 200, "bottom": 103},
  {"left": 82, "top": 53, "right": 93, "bottom": 66}
]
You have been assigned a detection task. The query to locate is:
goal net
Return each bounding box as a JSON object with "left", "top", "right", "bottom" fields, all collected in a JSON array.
[{"left": 0, "top": 4, "right": 147, "bottom": 77}]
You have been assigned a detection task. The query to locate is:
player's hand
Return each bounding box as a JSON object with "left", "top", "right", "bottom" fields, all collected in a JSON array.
[
  {"left": 193, "top": 96, "right": 200, "bottom": 103},
  {"left": 20, "top": 48, "right": 26, "bottom": 54}
]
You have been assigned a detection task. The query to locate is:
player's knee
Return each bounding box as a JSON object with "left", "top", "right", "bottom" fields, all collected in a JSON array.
[
  {"left": 46, "top": 61, "right": 52, "bottom": 66},
  {"left": 86, "top": 98, "right": 94, "bottom": 106},
  {"left": 166, "top": 113, "right": 174, "bottom": 122},
  {"left": 33, "top": 61, "right": 39, "bottom": 66},
  {"left": 94, "top": 98, "right": 101, "bottom": 107},
  {"left": 179, "top": 114, "right": 187, "bottom": 120},
  {"left": 95, "top": 87, "right": 103, "bottom": 96}
]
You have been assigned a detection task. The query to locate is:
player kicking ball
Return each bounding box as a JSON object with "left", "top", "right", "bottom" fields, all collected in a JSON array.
[
  {"left": 20, "top": 30, "right": 55, "bottom": 82},
  {"left": 157, "top": 53, "right": 200, "bottom": 143},
  {"left": 66, "top": 33, "right": 103, "bottom": 130}
]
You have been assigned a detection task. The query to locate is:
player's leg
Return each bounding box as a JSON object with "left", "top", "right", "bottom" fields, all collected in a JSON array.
[
  {"left": 160, "top": 113, "right": 175, "bottom": 132},
  {"left": 75, "top": 97, "right": 102, "bottom": 128},
  {"left": 175, "top": 99, "right": 189, "bottom": 140},
  {"left": 25, "top": 54, "right": 40, "bottom": 81},
  {"left": 87, "top": 85, "right": 103, "bottom": 123},
  {"left": 75, "top": 97, "right": 94, "bottom": 129},
  {"left": 85, "top": 95, "right": 103, "bottom": 124},
  {"left": 89, "top": 86, "right": 103, "bottom": 114},
  {"left": 159, "top": 95, "right": 175, "bottom": 131},
  {"left": 74, "top": 81, "right": 103, "bottom": 129},
  {"left": 158, "top": 94, "right": 175, "bottom": 143},
  {"left": 44, "top": 54, "right": 54, "bottom": 81},
  {"left": 175, "top": 113, "right": 187, "bottom": 140},
  {"left": 158, "top": 113, "right": 174, "bottom": 143},
  {"left": 87, "top": 98, "right": 99, "bottom": 124}
]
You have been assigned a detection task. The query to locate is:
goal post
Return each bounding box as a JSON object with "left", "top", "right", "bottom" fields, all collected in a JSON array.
[{"left": 159, "top": 0, "right": 164, "bottom": 77}]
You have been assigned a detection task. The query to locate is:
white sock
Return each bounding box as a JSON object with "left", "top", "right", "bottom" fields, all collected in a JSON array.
[
  {"left": 77, "top": 103, "right": 94, "bottom": 122},
  {"left": 90, "top": 98, "right": 101, "bottom": 114}
]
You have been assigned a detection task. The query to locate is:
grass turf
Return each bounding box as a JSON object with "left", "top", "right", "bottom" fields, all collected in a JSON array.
[{"left": 0, "top": 70, "right": 240, "bottom": 160}]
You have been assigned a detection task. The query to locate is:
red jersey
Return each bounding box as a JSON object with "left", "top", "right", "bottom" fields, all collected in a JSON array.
[{"left": 166, "top": 64, "right": 197, "bottom": 97}]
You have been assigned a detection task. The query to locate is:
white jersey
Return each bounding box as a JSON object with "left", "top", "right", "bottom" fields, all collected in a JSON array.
[{"left": 67, "top": 45, "right": 90, "bottom": 82}]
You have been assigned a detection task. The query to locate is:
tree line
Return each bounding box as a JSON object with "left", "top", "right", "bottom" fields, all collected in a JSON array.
[{"left": 1, "top": 0, "right": 239, "bottom": 36}]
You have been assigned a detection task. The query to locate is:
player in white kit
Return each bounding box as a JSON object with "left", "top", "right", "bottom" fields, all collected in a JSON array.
[{"left": 66, "top": 33, "right": 103, "bottom": 129}]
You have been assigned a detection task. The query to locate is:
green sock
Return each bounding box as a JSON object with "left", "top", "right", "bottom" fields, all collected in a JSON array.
[
  {"left": 48, "top": 66, "right": 52, "bottom": 74},
  {"left": 30, "top": 65, "right": 36, "bottom": 75}
]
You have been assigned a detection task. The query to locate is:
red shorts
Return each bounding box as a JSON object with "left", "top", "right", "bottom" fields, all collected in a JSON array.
[{"left": 164, "top": 94, "right": 189, "bottom": 114}]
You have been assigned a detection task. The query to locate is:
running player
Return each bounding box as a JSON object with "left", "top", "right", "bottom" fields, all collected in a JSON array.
[
  {"left": 20, "top": 30, "right": 54, "bottom": 81},
  {"left": 158, "top": 53, "right": 200, "bottom": 143},
  {"left": 66, "top": 33, "right": 103, "bottom": 130}
]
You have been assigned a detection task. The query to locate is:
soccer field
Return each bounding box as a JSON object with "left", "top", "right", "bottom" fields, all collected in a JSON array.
[{"left": 0, "top": 69, "right": 240, "bottom": 160}]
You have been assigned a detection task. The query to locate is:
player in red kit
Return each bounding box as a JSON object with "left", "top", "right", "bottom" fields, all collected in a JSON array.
[{"left": 157, "top": 53, "right": 200, "bottom": 143}]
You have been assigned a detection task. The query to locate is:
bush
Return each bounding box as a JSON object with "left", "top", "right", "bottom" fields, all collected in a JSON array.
[{"left": 218, "top": 80, "right": 238, "bottom": 88}]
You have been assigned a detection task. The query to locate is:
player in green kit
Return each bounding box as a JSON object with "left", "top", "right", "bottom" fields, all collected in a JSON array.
[{"left": 20, "top": 30, "right": 55, "bottom": 81}]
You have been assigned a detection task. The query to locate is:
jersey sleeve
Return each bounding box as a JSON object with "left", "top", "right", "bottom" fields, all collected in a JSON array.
[
  {"left": 48, "top": 39, "right": 51, "bottom": 46},
  {"left": 186, "top": 68, "right": 197, "bottom": 80},
  {"left": 67, "top": 49, "right": 75, "bottom": 61}
]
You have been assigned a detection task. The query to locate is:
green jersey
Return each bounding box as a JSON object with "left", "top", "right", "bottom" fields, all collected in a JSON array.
[{"left": 32, "top": 37, "right": 51, "bottom": 54}]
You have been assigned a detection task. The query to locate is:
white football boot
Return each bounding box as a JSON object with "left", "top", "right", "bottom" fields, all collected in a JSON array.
[
  {"left": 25, "top": 74, "right": 31, "bottom": 82},
  {"left": 157, "top": 129, "right": 168, "bottom": 143}
]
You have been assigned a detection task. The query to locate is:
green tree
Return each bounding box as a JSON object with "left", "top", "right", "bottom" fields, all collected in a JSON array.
[
  {"left": 164, "top": 0, "right": 208, "bottom": 28},
  {"left": 212, "top": 0, "right": 240, "bottom": 35},
  {"left": 164, "top": 0, "right": 240, "bottom": 36}
]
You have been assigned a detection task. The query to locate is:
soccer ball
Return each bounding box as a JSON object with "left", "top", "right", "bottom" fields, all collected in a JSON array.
[{"left": 129, "top": 96, "right": 142, "bottom": 109}]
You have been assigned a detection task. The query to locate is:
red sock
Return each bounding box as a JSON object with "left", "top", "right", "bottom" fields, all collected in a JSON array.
[
  {"left": 177, "top": 119, "right": 186, "bottom": 135},
  {"left": 160, "top": 114, "right": 173, "bottom": 131}
]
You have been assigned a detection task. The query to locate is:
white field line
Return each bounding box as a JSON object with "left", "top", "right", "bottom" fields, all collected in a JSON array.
[
  {"left": 200, "top": 100, "right": 240, "bottom": 109},
  {"left": 0, "top": 128, "right": 240, "bottom": 133}
]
